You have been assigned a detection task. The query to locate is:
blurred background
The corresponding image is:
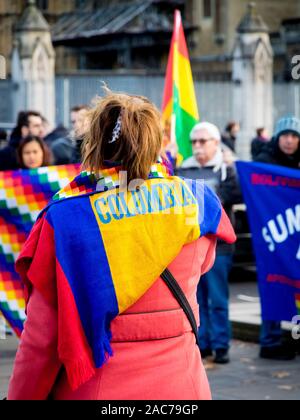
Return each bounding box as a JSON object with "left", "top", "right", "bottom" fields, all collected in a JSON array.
[{"left": 0, "top": 0, "right": 299, "bottom": 151}]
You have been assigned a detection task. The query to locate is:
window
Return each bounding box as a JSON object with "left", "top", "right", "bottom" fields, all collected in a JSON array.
[
  {"left": 203, "top": 0, "right": 212, "bottom": 18},
  {"left": 214, "top": 0, "right": 225, "bottom": 44},
  {"left": 36, "top": 0, "right": 49, "bottom": 10},
  {"left": 203, "top": 0, "right": 214, "bottom": 18},
  {"left": 215, "top": 0, "right": 222, "bottom": 33}
]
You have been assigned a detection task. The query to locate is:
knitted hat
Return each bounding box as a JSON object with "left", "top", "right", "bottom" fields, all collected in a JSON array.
[{"left": 274, "top": 115, "right": 300, "bottom": 140}]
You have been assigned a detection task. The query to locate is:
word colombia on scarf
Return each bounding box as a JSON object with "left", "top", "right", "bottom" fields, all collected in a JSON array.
[
  {"left": 52, "top": 162, "right": 209, "bottom": 225},
  {"left": 236, "top": 161, "right": 300, "bottom": 322},
  {"left": 92, "top": 179, "right": 203, "bottom": 224}
]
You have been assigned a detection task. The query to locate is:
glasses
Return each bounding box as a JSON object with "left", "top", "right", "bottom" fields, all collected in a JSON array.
[{"left": 191, "top": 138, "right": 215, "bottom": 146}]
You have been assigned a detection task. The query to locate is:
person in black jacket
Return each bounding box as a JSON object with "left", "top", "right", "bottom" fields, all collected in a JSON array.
[
  {"left": 176, "top": 122, "right": 242, "bottom": 364},
  {"left": 251, "top": 127, "right": 270, "bottom": 161},
  {"left": 255, "top": 120, "right": 299, "bottom": 169},
  {"left": 254, "top": 115, "right": 300, "bottom": 361},
  {"left": 0, "top": 111, "right": 43, "bottom": 171},
  {"left": 221, "top": 121, "right": 240, "bottom": 153}
]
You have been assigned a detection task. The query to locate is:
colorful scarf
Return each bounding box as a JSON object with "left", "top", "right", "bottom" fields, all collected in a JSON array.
[
  {"left": 16, "top": 160, "right": 236, "bottom": 390},
  {"left": 0, "top": 164, "right": 80, "bottom": 336}
]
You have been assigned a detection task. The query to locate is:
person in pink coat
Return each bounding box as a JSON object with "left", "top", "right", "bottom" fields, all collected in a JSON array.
[{"left": 8, "top": 91, "right": 236, "bottom": 400}]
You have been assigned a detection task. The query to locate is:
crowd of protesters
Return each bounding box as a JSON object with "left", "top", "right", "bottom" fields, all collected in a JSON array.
[
  {"left": 1, "top": 105, "right": 300, "bottom": 366},
  {"left": 0, "top": 105, "right": 89, "bottom": 171}
]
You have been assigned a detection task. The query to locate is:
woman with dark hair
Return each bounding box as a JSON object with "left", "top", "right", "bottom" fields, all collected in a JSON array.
[
  {"left": 17, "top": 136, "right": 52, "bottom": 169},
  {"left": 0, "top": 111, "right": 44, "bottom": 171},
  {"left": 8, "top": 91, "right": 236, "bottom": 400}
]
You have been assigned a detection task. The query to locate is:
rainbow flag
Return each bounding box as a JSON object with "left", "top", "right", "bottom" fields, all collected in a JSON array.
[
  {"left": 0, "top": 164, "right": 79, "bottom": 336},
  {"left": 296, "top": 294, "right": 300, "bottom": 315},
  {"left": 162, "top": 9, "right": 199, "bottom": 163}
]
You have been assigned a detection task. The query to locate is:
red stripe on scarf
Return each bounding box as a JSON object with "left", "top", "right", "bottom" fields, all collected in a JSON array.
[
  {"left": 16, "top": 214, "right": 96, "bottom": 390},
  {"left": 56, "top": 260, "right": 96, "bottom": 390},
  {"left": 216, "top": 207, "right": 236, "bottom": 244}
]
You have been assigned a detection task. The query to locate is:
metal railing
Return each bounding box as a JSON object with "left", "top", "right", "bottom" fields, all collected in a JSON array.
[{"left": 0, "top": 75, "right": 299, "bottom": 130}]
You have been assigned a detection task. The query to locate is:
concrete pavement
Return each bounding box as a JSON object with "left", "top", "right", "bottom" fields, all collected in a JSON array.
[
  {"left": 205, "top": 341, "right": 300, "bottom": 400},
  {"left": 1, "top": 281, "right": 299, "bottom": 400},
  {"left": 0, "top": 335, "right": 18, "bottom": 399},
  {"left": 1, "top": 336, "right": 299, "bottom": 400}
]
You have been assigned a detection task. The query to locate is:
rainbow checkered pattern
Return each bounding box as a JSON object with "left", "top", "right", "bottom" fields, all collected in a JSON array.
[
  {"left": 52, "top": 160, "right": 170, "bottom": 201},
  {"left": 0, "top": 164, "right": 79, "bottom": 336},
  {"left": 296, "top": 294, "right": 300, "bottom": 315}
]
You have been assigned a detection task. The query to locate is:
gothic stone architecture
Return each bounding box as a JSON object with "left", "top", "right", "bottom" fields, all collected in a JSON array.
[{"left": 0, "top": 0, "right": 299, "bottom": 79}]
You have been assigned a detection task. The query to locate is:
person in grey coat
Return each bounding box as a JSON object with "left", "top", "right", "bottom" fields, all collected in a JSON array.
[{"left": 176, "top": 122, "right": 242, "bottom": 364}]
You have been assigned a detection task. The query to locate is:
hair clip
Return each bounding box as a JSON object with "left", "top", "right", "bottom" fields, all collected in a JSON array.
[{"left": 108, "top": 110, "right": 123, "bottom": 144}]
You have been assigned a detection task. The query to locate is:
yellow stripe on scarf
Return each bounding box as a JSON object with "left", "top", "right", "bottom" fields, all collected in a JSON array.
[{"left": 90, "top": 177, "right": 200, "bottom": 313}]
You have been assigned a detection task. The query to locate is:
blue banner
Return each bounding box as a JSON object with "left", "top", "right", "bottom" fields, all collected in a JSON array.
[{"left": 236, "top": 161, "right": 300, "bottom": 321}]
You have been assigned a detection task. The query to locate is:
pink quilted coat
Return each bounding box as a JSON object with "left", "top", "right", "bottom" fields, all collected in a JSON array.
[{"left": 8, "top": 236, "right": 216, "bottom": 400}]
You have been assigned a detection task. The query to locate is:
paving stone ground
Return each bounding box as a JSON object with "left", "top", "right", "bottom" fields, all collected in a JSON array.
[
  {"left": 1, "top": 281, "right": 299, "bottom": 400},
  {"left": 205, "top": 340, "right": 300, "bottom": 400},
  {"left": 1, "top": 336, "right": 299, "bottom": 400}
]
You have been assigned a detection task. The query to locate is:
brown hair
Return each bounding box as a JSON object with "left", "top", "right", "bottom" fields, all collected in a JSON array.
[
  {"left": 17, "top": 136, "right": 52, "bottom": 168},
  {"left": 256, "top": 127, "right": 265, "bottom": 137},
  {"left": 11, "top": 111, "right": 42, "bottom": 140},
  {"left": 225, "top": 121, "right": 239, "bottom": 133},
  {"left": 71, "top": 105, "right": 90, "bottom": 113},
  {"left": 82, "top": 91, "right": 162, "bottom": 182}
]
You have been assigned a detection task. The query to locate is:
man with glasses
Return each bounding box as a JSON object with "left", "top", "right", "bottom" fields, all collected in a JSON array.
[{"left": 176, "top": 122, "right": 241, "bottom": 364}]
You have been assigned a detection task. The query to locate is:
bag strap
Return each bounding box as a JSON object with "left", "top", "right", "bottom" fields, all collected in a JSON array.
[{"left": 161, "top": 268, "right": 200, "bottom": 349}]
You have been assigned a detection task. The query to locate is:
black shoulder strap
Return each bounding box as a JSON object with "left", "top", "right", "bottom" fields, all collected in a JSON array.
[{"left": 161, "top": 269, "right": 200, "bottom": 349}]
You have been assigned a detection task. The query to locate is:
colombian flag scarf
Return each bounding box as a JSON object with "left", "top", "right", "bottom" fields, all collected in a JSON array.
[{"left": 16, "top": 160, "right": 236, "bottom": 390}]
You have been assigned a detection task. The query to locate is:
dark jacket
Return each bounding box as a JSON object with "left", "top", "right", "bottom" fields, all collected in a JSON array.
[
  {"left": 255, "top": 137, "right": 300, "bottom": 169},
  {"left": 176, "top": 154, "right": 242, "bottom": 254},
  {"left": 45, "top": 125, "right": 69, "bottom": 144},
  {"left": 0, "top": 132, "right": 22, "bottom": 171},
  {"left": 222, "top": 132, "right": 236, "bottom": 153},
  {"left": 73, "top": 137, "right": 84, "bottom": 164},
  {"left": 51, "top": 137, "right": 75, "bottom": 165},
  {"left": 251, "top": 137, "right": 269, "bottom": 161}
]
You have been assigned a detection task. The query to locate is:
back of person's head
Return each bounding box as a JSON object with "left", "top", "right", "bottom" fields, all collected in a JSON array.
[
  {"left": 225, "top": 121, "right": 239, "bottom": 134},
  {"left": 17, "top": 135, "right": 52, "bottom": 169},
  {"left": 256, "top": 128, "right": 265, "bottom": 137},
  {"left": 82, "top": 90, "right": 162, "bottom": 182}
]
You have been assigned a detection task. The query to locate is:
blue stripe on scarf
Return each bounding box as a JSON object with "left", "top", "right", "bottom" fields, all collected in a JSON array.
[
  {"left": 183, "top": 178, "right": 222, "bottom": 236},
  {"left": 45, "top": 196, "right": 119, "bottom": 367}
]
